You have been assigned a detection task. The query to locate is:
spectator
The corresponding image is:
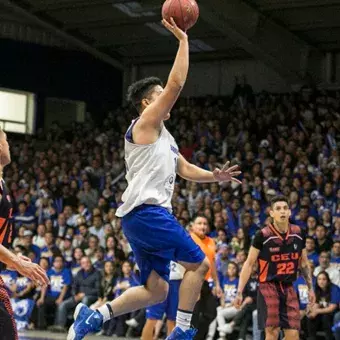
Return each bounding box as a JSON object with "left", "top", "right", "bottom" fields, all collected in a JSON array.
[
  {"left": 21, "top": 230, "right": 41, "bottom": 263},
  {"left": 314, "top": 251, "right": 340, "bottom": 286},
  {"left": 53, "top": 213, "right": 69, "bottom": 239},
  {"left": 306, "top": 216, "right": 317, "bottom": 237},
  {"left": 73, "top": 224, "right": 89, "bottom": 249},
  {"left": 315, "top": 225, "right": 333, "bottom": 253},
  {"left": 306, "top": 271, "right": 339, "bottom": 340},
  {"left": 216, "top": 244, "right": 230, "bottom": 283},
  {"left": 52, "top": 256, "right": 101, "bottom": 332},
  {"left": 77, "top": 181, "right": 98, "bottom": 211},
  {"left": 331, "top": 241, "right": 340, "bottom": 267},
  {"left": 32, "top": 224, "right": 47, "bottom": 249},
  {"left": 217, "top": 264, "right": 258, "bottom": 339},
  {"left": 70, "top": 247, "right": 84, "bottom": 277},
  {"left": 36, "top": 255, "right": 72, "bottom": 329},
  {"left": 90, "top": 261, "right": 116, "bottom": 310},
  {"left": 85, "top": 235, "right": 100, "bottom": 263},
  {"left": 104, "top": 261, "right": 139, "bottom": 337},
  {"left": 89, "top": 215, "right": 105, "bottom": 248},
  {"left": 12, "top": 226, "right": 26, "bottom": 248},
  {"left": 215, "top": 261, "right": 239, "bottom": 339},
  {"left": 40, "top": 232, "right": 62, "bottom": 264},
  {"left": 13, "top": 201, "right": 36, "bottom": 231},
  {"left": 235, "top": 250, "right": 247, "bottom": 270},
  {"left": 306, "top": 236, "right": 319, "bottom": 267},
  {"left": 60, "top": 235, "right": 73, "bottom": 266}
]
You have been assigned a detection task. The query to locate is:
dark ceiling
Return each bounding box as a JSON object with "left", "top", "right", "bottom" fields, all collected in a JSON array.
[{"left": 0, "top": 0, "right": 339, "bottom": 73}]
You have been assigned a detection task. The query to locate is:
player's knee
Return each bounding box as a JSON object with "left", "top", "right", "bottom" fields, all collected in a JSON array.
[
  {"left": 153, "top": 281, "right": 169, "bottom": 303},
  {"left": 146, "top": 276, "right": 169, "bottom": 303}
]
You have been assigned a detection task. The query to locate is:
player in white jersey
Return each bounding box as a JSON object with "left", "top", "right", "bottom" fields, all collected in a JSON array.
[{"left": 68, "top": 18, "right": 241, "bottom": 340}]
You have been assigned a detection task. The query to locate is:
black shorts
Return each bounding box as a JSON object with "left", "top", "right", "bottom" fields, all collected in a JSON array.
[
  {"left": 0, "top": 281, "right": 17, "bottom": 340},
  {"left": 257, "top": 281, "right": 300, "bottom": 330}
]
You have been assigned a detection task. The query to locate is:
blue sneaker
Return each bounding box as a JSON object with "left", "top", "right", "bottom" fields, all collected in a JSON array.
[
  {"left": 166, "top": 326, "right": 197, "bottom": 340},
  {"left": 67, "top": 303, "right": 103, "bottom": 340}
]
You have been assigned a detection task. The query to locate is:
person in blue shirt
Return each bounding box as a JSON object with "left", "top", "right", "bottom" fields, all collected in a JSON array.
[
  {"left": 250, "top": 199, "right": 266, "bottom": 229},
  {"left": 103, "top": 261, "right": 139, "bottom": 337},
  {"left": 36, "top": 255, "right": 72, "bottom": 329},
  {"left": 306, "top": 271, "right": 339, "bottom": 340},
  {"left": 40, "top": 232, "right": 62, "bottom": 265},
  {"left": 22, "top": 230, "right": 41, "bottom": 263},
  {"left": 306, "top": 237, "right": 319, "bottom": 267},
  {"left": 217, "top": 264, "right": 258, "bottom": 339},
  {"left": 216, "top": 262, "right": 239, "bottom": 339},
  {"left": 331, "top": 241, "right": 340, "bottom": 266},
  {"left": 0, "top": 269, "right": 18, "bottom": 297},
  {"left": 13, "top": 201, "right": 36, "bottom": 231}
]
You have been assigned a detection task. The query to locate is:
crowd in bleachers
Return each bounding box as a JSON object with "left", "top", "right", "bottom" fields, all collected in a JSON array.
[{"left": 0, "top": 84, "right": 339, "bottom": 338}]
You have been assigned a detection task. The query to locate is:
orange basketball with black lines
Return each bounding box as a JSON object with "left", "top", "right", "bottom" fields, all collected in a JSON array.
[{"left": 162, "top": 0, "right": 199, "bottom": 32}]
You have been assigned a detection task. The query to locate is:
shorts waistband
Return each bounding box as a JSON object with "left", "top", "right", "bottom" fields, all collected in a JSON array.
[{"left": 131, "top": 204, "right": 171, "bottom": 213}]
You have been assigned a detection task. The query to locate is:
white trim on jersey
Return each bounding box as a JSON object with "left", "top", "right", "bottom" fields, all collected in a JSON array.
[
  {"left": 287, "top": 234, "right": 303, "bottom": 241},
  {"left": 263, "top": 236, "right": 280, "bottom": 245}
]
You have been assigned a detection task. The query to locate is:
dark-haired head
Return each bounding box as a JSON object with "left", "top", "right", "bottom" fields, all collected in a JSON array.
[
  {"left": 270, "top": 195, "right": 289, "bottom": 208},
  {"left": 315, "top": 271, "right": 332, "bottom": 303},
  {"left": 127, "top": 77, "right": 164, "bottom": 114},
  {"left": 269, "top": 195, "right": 291, "bottom": 224}
]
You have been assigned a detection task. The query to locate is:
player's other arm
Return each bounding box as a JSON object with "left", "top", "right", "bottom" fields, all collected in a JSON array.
[
  {"left": 177, "top": 154, "right": 242, "bottom": 184},
  {"left": 300, "top": 248, "right": 316, "bottom": 305},
  {"left": 139, "top": 19, "right": 188, "bottom": 127},
  {"left": 234, "top": 246, "right": 259, "bottom": 308},
  {"left": 0, "top": 244, "right": 49, "bottom": 286}
]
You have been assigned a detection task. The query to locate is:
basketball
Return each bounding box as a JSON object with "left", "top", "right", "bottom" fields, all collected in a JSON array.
[{"left": 162, "top": 0, "right": 199, "bottom": 31}]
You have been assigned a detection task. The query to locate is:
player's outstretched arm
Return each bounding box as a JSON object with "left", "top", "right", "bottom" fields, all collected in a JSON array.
[
  {"left": 300, "top": 249, "right": 316, "bottom": 306},
  {"left": 177, "top": 154, "right": 242, "bottom": 184},
  {"left": 234, "top": 246, "right": 259, "bottom": 308},
  {"left": 140, "top": 18, "right": 188, "bottom": 127},
  {"left": 0, "top": 244, "right": 49, "bottom": 287}
]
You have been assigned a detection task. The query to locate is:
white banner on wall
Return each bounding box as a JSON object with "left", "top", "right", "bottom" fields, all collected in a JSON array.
[{"left": 0, "top": 88, "right": 35, "bottom": 134}]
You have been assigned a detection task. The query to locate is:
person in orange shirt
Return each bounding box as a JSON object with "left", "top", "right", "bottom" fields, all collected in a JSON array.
[{"left": 190, "top": 215, "right": 223, "bottom": 340}]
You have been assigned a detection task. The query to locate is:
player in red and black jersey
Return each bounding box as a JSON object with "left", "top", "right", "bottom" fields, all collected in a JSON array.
[
  {"left": 235, "top": 196, "right": 315, "bottom": 340},
  {"left": 0, "top": 129, "right": 49, "bottom": 339}
]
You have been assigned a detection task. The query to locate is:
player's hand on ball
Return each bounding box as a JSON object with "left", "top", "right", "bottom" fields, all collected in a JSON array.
[
  {"left": 162, "top": 17, "right": 188, "bottom": 41},
  {"left": 213, "top": 161, "right": 242, "bottom": 184}
]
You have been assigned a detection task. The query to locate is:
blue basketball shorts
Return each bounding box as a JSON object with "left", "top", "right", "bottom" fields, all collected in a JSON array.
[
  {"left": 146, "top": 279, "right": 181, "bottom": 321},
  {"left": 122, "top": 204, "right": 205, "bottom": 285}
]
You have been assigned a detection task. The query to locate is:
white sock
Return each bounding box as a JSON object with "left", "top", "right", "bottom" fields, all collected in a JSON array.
[
  {"left": 176, "top": 309, "right": 192, "bottom": 331},
  {"left": 97, "top": 304, "right": 113, "bottom": 323}
]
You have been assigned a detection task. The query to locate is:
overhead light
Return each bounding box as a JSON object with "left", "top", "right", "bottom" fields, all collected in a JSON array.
[{"left": 190, "top": 39, "right": 215, "bottom": 52}]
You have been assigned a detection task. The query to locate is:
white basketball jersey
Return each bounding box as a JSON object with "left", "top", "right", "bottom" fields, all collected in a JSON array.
[
  {"left": 116, "top": 120, "right": 179, "bottom": 217},
  {"left": 170, "top": 261, "right": 185, "bottom": 281}
]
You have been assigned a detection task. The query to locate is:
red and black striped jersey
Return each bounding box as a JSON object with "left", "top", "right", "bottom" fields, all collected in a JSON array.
[
  {"left": 0, "top": 180, "right": 13, "bottom": 271},
  {"left": 252, "top": 224, "right": 305, "bottom": 284}
]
